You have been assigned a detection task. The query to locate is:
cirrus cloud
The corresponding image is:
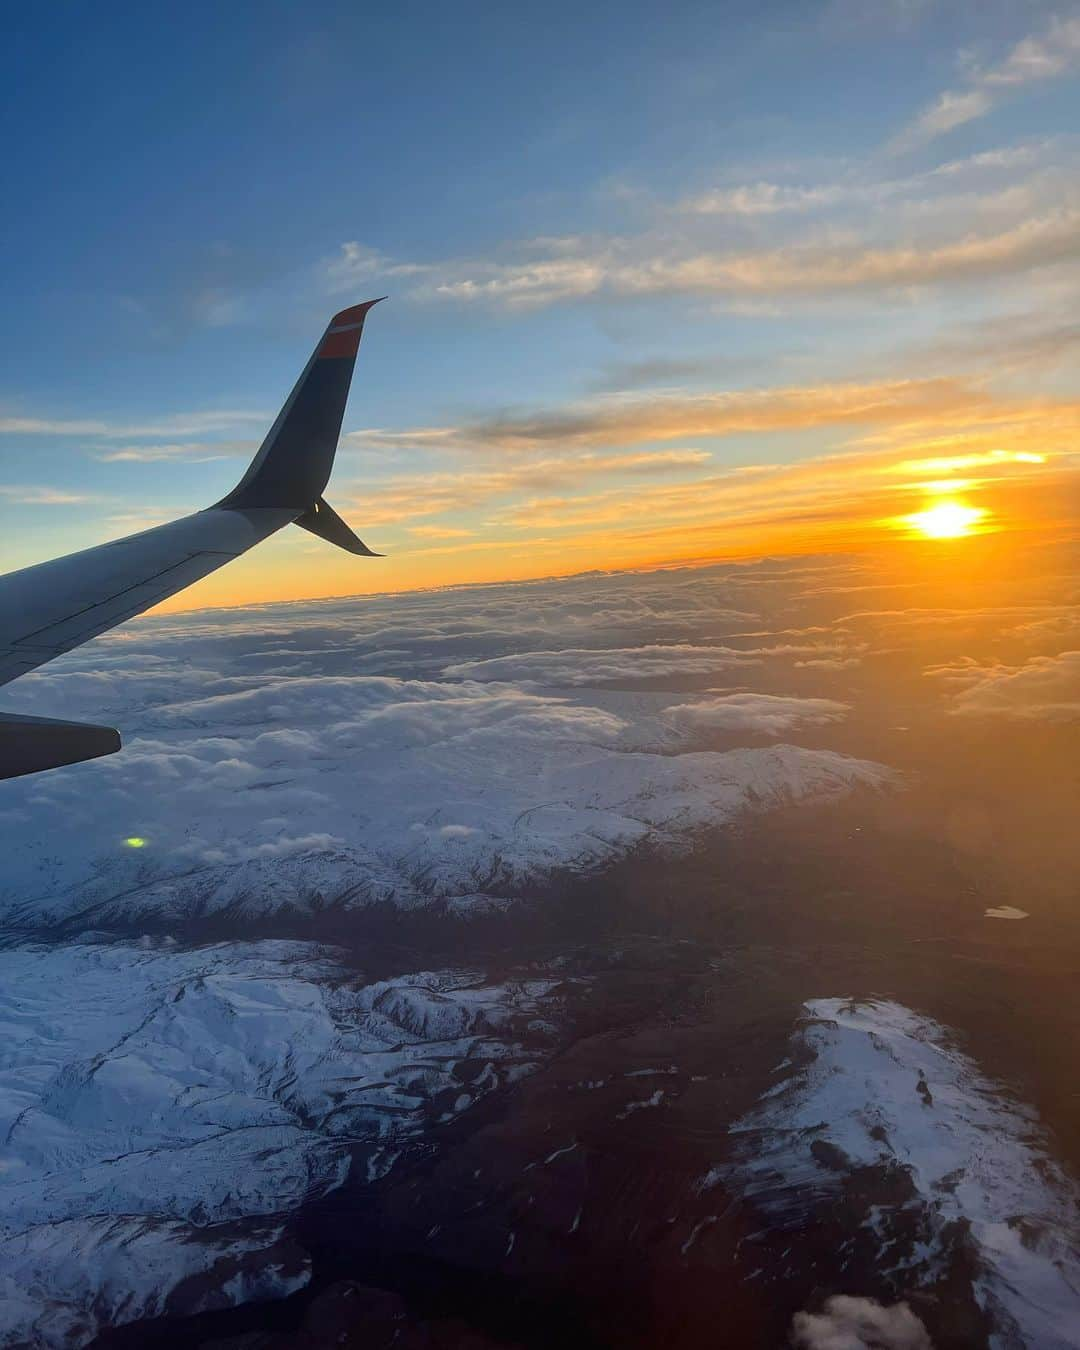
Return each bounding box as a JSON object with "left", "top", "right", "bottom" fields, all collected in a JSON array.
[{"left": 893, "top": 16, "right": 1080, "bottom": 151}]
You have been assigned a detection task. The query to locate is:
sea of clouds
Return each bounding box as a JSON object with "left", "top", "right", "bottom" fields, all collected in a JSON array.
[{"left": 0, "top": 559, "right": 903, "bottom": 931}]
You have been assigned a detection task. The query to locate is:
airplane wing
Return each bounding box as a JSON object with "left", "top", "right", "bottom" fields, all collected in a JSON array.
[{"left": 0, "top": 298, "right": 385, "bottom": 779}]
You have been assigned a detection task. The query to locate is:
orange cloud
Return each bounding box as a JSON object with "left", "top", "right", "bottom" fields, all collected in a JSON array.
[
  {"left": 354, "top": 377, "right": 1002, "bottom": 456},
  {"left": 411, "top": 209, "right": 1080, "bottom": 307},
  {"left": 148, "top": 376, "right": 1078, "bottom": 612}
]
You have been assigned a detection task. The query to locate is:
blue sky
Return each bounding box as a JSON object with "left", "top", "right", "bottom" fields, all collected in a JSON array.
[{"left": 2, "top": 0, "right": 1078, "bottom": 601}]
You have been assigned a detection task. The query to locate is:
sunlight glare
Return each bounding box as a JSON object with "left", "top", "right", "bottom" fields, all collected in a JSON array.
[{"left": 905, "top": 501, "right": 988, "bottom": 539}]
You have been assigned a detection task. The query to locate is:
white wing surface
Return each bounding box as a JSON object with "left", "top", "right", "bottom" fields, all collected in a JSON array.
[{"left": 0, "top": 299, "right": 385, "bottom": 778}]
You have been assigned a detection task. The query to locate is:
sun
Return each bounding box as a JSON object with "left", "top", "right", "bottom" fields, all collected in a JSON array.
[{"left": 904, "top": 500, "right": 987, "bottom": 539}]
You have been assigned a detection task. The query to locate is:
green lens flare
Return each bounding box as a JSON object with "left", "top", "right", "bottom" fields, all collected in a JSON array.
[{"left": 124, "top": 837, "right": 148, "bottom": 849}]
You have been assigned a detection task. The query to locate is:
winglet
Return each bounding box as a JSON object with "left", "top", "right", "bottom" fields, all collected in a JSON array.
[
  {"left": 294, "top": 497, "right": 382, "bottom": 556},
  {"left": 316, "top": 297, "right": 387, "bottom": 360},
  {"left": 215, "top": 298, "right": 386, "bottom": 513}
]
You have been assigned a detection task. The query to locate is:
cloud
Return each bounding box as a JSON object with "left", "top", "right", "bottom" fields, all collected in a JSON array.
[
  {"left": 407, "top": 525, "right": 477, "bottom": 539},
  {"left": 338, "top": 449, "right": 714, "bottom": 527},
  {"left": 927, "top": 650, "right": 1080, "bottom": 720},
  {"left": 16, "top": 375, "right": 1071, "bottom": 569},
  {"left": 97, "top": 562, "right": 766, "bottom": 670},
  {"left": 443, "top": 644, "right": 761, "bottom": 685},
  {"left": 8, "top": 550, "right": 1077, "bottom": 1342},
  {"left": 893, "top": 16, "right": 1080, "bottom": 150},
  {"left": 397, "top": 210, "right": 1080, "bottom": 309},
  {"left": 588, "top": 355, "right": 756, "bottom": 391},
  {"left": 678, "top": 181, "right": 841, "bottom": 217},
  {"left": 794, "top": 656, "right": 862, "bottom": 670},
  {"left": 0, "top": 485, "right": 102, "bottom": 506},
  {"left": 198, "top": 831, "right": 347, "bottom": 865},
  {"left": 322, "top": 240, "right": 431, "bottom": 292},
  {"left": 98, "top": 506, "right": 177, "bottom": 535},
  {"left": 664, "top": 693, "right": 849, "bottom": 736},
  {"left": 916, "top": 313, "right": 1080, "bottom": 376},
  {"left": 1007, "top": 610, "right": 1080, "bottom": 644},
  {"left": 346, "top": 425, "right": 463, "bottom": 452},
  {"left": 0, "top": 571, "right": 893, "bottom": 930},
  {"left": 327, "top": 136, "right": 1080, "bottom": 315},
  {"left": 835, "top": 604, "right": 1080, "bottom": 654},
  {"left": 360, "top": 378, "right": 992, "bottom": 456},
  {"left": 980, "top": 17, "right": 1080, "bottom": 89},
  {"left": 0, "top": 411, "right": 265, "bottom": 438},
  {"left": 899, "top": 88, "right": 994, "bottom": 147},
  {"left": 94, "top": 439, "right": 257, "bottom": 463},
  {"left": 349, "top": 389, "right": 1072, "bottom": 554},
  {"left": 674, "top": 145, "right": 1052, "bottom": 218},
  {"left": 484, "top": 442, "right": 1066, "bottom": 544},
  {"left": 311, "top": 133, "right": 1080, "bottom": 321},
  {"left": 790, "top": 1296, "right": 933, "bottom": 1350},
  {"left": 328, "top": 375, "right": 1078, "bottom": 555},
  {"left": 680, "top": 141, "right": 1069, "bottom": 230}
]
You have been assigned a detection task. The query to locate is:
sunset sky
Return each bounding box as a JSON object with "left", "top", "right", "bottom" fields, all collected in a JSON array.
[{"left": 2, "top": 0, "right": 1078, "bottom": 607}]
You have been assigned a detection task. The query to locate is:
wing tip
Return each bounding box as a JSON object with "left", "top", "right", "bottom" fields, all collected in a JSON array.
[
  {"left": 329, "top": 296, "right": 388, "bottom": 330},
  {"left": 0, "top": 713, "right": 121, "bottom": 779}
]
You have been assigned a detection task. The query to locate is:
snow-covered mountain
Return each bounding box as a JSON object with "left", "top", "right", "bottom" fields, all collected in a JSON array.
[
  {"left": 0, "top": 577, "right": 892, "bottom": 931},
  {"left": 0, "top": 563, "right": 909, "bottom": 1345},
  {"left": 0, "top": 938, "right": 570, "bottom": 1346},
  {"left": 712, "top": 999, "right": 1080, "bottom": 1350}
]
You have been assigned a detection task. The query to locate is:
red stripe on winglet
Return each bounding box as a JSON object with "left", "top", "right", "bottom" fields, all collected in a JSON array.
[
  {"left": 319, "top": 328, "right": 363, "bottom": 359},
  {"left": 329, "top": 296, "right": 387, "bottom": 329}
]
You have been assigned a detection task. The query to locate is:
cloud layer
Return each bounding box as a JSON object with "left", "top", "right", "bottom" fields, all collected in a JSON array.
[
  {"left": 894, "top": 16, "right": 1080, "bottom": 149},
  {"left": 663, "top": 692, "right": 849, "bottom": 736},
  {"left": 1, "top": 547, "right": 1076, "bottom": 1342},
  {"left": 0, "top": 559, "right": 904, "bottom": 1343},
  {"left": 928, "top": 650, "right": 1080, "bottom": 720}
]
